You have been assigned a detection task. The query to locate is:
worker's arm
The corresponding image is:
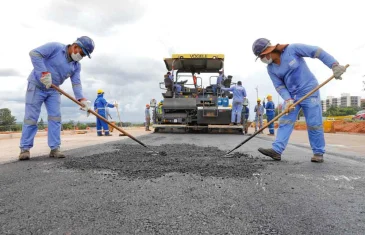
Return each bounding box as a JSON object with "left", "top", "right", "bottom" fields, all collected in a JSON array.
[
  {"left": 70, "top": 63, "right": 84, "bottom": 101},
  {"left": 242, "top": 87, "right": 247, "bottom": 98},
  {"left": 29, "top": 42, "right": 59, "bottom": 81},
  {"left": 221, "top": 86, "right": 234, "bottom": 92},
  {"left": 290, "top": 43, "right": 337, "bottom": 68},
  {"left": 268, "top": 70, "right": 292, "bottom": 101},
  {"left": 106, "top": 100, "right": 115, "bottom": 108}
]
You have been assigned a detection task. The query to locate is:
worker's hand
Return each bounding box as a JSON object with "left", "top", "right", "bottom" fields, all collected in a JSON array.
[
  {"left": 113, "top": 101, "right": 119, "bottom": 108},
  {"left": 80, "top": 99, "right": 91, "bottom": 117},
  {"left": 332, "top": 63, "right": 346, "bottom": 80},
  {"left": 284, "top": 99, "right": 295, "bottom": 114},
  {"left": 40, "top": 72, "right": 52, "bottom": 89}
]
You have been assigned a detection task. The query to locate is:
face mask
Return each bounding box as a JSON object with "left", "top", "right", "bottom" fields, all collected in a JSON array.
[
  {"left": 260, "top": 55, "right": 273, "bottom": 64},
  {"left": 71, "top": 52, "right": 83, "bottom": 62}
]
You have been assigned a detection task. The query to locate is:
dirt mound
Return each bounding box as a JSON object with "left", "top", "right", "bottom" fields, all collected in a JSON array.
[
  {"left": 62, "top": 144, "right": 264, "bottom": 179},
  {"left": 333, "top": 121, "right": 365, "bottom": 133},
  {"left": 274, "top": 121, "right": 365, "bottom": 133}
]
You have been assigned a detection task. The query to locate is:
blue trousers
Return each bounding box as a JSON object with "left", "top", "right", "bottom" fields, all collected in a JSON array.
[
  {"left": 255, "top": 115, "right": 263, "bottom": 131},
  {"left": 20, "top": 82, "right": 61, "bottom": 150},
  {"left": 273, "top": 94, "right": 325, "bottom": 155},
  {"left": 174, "top": 84, "right": 182, "bottom": 93},
  {"left": 231, "top": 101, "right": 243, "bottom": 123},
  {"left": 96, "top": 110, "right": 110, "bottom": 136},
  {"left": 267, "top": 113, "right": 275, "bottom": 134}
]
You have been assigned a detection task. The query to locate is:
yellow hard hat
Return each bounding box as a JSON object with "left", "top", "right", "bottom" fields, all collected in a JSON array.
[
  {"left": 97, "top": 89, "right": 104, "bottom": 94},
  {"left": 267, "top": 94, "right": 272, "bottom": 98},
  {"left": 257, "top": 98, "right": 261, "bottom": 102}
]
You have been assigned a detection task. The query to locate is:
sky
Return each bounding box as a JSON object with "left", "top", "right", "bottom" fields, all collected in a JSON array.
[{"left": 0, "top": 0, "right": 364, "bottom": 123}]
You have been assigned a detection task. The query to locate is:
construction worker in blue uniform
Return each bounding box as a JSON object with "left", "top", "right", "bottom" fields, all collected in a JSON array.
[
  {"left": 254, "top": 98, "right": 265, "bottom": 133},
  {"left": 145, "top": 104, "right": 151, "bottom": 131},
  {"left": 167, "top": 70, "right": 182, "bottom": 94},
  {"left": 94, "top": 89, "right": 117, "bottom": 136},
  {"left": 252, "top": 38, "right": 346, "bottom": 163},
  {"left": 19, "top": 36, "right": 95, "bottom": 160},
  {"left": 241, "top": 105, "right": 250, "bottom": 134},
  {"left": 212, "top": 69, "right": 225, "bottom": 94},
  {"left": 263, "top": 94, "right": 275, "bottom": 136},
  {"left": 221, "top": 81, "right": 247, "bottom": 125}
]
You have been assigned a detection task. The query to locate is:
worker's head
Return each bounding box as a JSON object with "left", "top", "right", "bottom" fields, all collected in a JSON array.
[
  {"left": 257, "top": 98, "right": 261, "bottom": 104},
  {"left": 267, "top": 94, "right": 272, "bottom": 101},
  {"left": 146, "top": 104, "right": 150, "bottom": 109},
  {"left": 237, "top": 81, "right": 242, "bottom": 86},
  {"left": 97, "top": 89, "right": 104, "bottom": 95},
  {"left": 69, "top": 36, "right": 95, "bottom": 62},
  {"left": 167, "top": 71, "right": 171, "bottom": 75},
  {"left": 252, "top": 38, "right": 288, "bottom": 65}
]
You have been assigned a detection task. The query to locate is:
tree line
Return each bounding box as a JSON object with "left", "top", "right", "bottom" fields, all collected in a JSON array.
[{"left": 0, "top": 108, "right": 137, "bottom": 132}]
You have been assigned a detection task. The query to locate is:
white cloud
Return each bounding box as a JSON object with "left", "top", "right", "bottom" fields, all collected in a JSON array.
[{"left": 1, "top": 0, "right": 364, "bottom": 123}]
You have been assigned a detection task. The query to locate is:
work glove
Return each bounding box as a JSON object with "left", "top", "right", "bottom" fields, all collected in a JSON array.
[
  {"left": 40, "top": 72, "right": 52, "bottom": 89},
  {"left": 332, "top": 63, "right": 346, "bottom": 80},
  {"left": 80, "top": 99, "right": 92, "bottom": 117},
  {"left": 284, "top": 99, "right": 295, "bottom": 114},
  {"left": 113, "top": 101, "right": 119, "bottom": 108}
]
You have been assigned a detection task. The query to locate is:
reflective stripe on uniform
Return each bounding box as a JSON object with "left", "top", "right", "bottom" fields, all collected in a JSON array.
[
  {"left": 48, "top": 116, "right": 61, "bottom": 122},
  {"left": 314, "top": 48, "right": 322, "bottom": 58},
  {"left": 307, "top": 125, "right": 323, "bottom": 131},
  {"left": 279, "top": 119, "right": 295, "bottom": 125},
  {"left": 24, "top": 119, "right": 37, "bottom": 125},
  {"left": 29, "top": 51, "right": 43, "bottom": 57},
  {"left": 276, "top": 85, "right": 286, "bottom": 92}
]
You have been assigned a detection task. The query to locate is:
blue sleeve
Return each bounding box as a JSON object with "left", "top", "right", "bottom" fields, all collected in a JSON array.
[
  {"left": 242, "top": 88, "right": 247, "bottom": 97},
  {"left": 106, "top": 100, "right": 115, "bottom": 108},
  {"left": 29, "top": 42, "right": 60, "bottom": 81},
  {"left": 290, "top": 43, "right": 337, "bottom": 69},
  {"left": 70, "top": 63, "right": 84, "bottom": 100},
  {"left": 268, "top": 69, "right": 292, "bottom": 101},
  {"left": 221, "top": 86, "right": 234, "bottom": 92},
  {"left": 265, "top": 102, "right": 269, "bottom": 109},
  {"left": 94, "top": 100, "right": 97, "bottom": 110}
]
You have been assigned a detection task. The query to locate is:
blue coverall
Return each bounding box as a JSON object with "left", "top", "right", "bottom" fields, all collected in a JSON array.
[
  {"left": 212, "top": 74, "right": 224, "bottom": 94},
  {"left": 94, "top": 93, "right": 115, "bottom": 136},
  {"left": 169, "top": 72, "right": 182, "bottom": 93},
  {"left": 145, "top": 108, "right": 151, "bottom": 130},
  {"left": 241, "top": 106, "right": 249, "bottom": 124},
  {"left": 20, "top": 42, "right": 84, "bottom": 150},
  {"left": 264, "top": 101, "right": 275, "bottom": 134},
  {"left": 267, "top": 44, "right": 338, "bottom": 155},
  {"left": 254, "top": 104, "right": 265, "bottom": 131},
  {"left": 221, "top": 85, "right": 247, "bottom": 123}
]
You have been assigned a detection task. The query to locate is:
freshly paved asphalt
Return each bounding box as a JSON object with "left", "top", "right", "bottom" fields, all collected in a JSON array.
[{"left": 1, "top": 133, "right": 364, "bottom": 234}]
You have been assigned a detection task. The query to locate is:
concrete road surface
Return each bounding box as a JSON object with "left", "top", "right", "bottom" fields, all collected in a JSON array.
[{"left": 0, "top": 129, "right": 364, "bottom": 234}]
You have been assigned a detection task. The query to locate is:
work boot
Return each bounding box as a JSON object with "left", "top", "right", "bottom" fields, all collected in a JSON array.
[
  {"left": 267, "top": 133, "right": 275, "bottom": 136},
  {"left": 49, "top": 148, "right": 65, "bottom": 158},
  {"left": 311, "top": 154, "right": 324, "bottom": 163},
  {"left": 258, "top": 148, "right": 281, "bottom": 161},
  {"left": 19, "top": 149, "right": 30, "bottom": 161},
  {"left": 105, "top": 134, "right": 113, "bottom": 136}
]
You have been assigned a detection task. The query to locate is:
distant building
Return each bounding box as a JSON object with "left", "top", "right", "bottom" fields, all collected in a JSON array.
[
  {"left": 340, "top": 93, "right": 361, "bottom": 108},
  {"left": 321, "top": 100, "right": 327, "bottom": 112},
  {"left": 321, "top": 93, "right": 361, "bottom": 112},
  {"left": 361, "top": 99, "right": 365, "bottom": 108}
]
